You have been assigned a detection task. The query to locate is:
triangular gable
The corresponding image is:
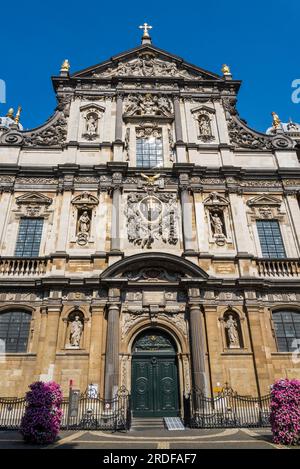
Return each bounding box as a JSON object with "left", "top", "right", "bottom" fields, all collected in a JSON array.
[
  {"left": 72, "top": 44, "right": 222, "bottom": 81},
  {"left": 247, "top": 194, "right": 282, "bottom": 207},
  {"left": 16, "top": 193, "right": 53, "bottom": 205}
]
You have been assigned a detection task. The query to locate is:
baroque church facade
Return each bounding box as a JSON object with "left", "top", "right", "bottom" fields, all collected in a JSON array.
[{"left": 0, "top": 26, "right": 300, "bottom": 417}]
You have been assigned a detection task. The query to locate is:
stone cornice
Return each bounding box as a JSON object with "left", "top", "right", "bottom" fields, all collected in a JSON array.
[{"left": 0, "top": 164, "right": 299, "bottom": 193}]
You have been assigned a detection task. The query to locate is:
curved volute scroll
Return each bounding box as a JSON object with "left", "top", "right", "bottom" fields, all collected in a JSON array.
[{"left": 0, "top": 92, "right": 72, "bottom": 147}]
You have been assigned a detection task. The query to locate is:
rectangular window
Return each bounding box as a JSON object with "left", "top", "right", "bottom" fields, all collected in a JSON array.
[
  {"left": 256, "top": 220, "right": 286, "bottom": 258},
  {"left": 15, "top": 218, "right": 44, "bottom": 257},
  {"left": 136, "top": 136, "right": 163, "bottom": 169}
]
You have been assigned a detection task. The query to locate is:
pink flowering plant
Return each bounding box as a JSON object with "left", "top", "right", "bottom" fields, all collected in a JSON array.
[
  {"left": 20, "top": 381, "right": 63, "bottom": 444},
  {"left": 270, "top": 378, "right": 300, "bottom": 445}
]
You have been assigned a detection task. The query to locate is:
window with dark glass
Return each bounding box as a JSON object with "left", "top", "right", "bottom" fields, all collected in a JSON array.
[
  {"left": 15, "top": 218, "right": 43, "bottom": 257},
  {"left": 0, "top": 311, "right": 31, "bottom": 353},
  {"left": 136, "top": 136, "right": 163, "bottom": 168},
  {"left": 256, "top": 220, "right": 286, "bottom": 258},
  {"left": 273, "top": 311, "right": 300, "bottom": 352}
]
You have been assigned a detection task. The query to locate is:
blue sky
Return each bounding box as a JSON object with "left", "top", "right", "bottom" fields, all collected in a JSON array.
[{"left": 0, "top": 0, "right": 298, "bottom": 132}]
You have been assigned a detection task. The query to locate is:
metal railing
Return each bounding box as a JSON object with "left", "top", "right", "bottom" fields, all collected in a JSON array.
[
  {"left": 0, "top": 397, "right": 27, "bottom": 429},
  {"left": 0, "top": 387, "right": 131, "bottom": 432},
  {"left": 185, "top": 385, "right": 271, "bottom": 428}
]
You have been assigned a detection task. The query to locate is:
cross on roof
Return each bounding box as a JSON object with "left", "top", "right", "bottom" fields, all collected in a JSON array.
[{"left": 139, "top": 23, "right": 152, "bottom": 37}]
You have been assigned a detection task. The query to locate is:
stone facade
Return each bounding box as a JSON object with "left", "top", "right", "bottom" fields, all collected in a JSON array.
[{"left": 0, "top": 33, "right": 300, "bottom": 407}]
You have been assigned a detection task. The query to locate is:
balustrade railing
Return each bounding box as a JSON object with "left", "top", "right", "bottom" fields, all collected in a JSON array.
[
  {"left": 0, "top": 257, "right": 48, "bottom": 276},
  {"left": 256, "top": 258, "right": 300, "bottom": 278}
]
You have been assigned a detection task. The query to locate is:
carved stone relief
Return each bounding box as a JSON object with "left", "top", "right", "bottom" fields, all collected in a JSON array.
[
  {"left": 182, "top": 355, "right": 191, "bottom": 396},
  {"left": 126, "top": 192, "right": 179, "bottom": 248},
  {"left": 125, "top": 94, "right": 173, "bottom": 117},
  {"left": 92, "top": 54, "right": 201, "bottom": 79},
  {"left": 246, "top": 195, "right": 284, "bottom": 221},
  {"left": 120, "top": 310, "right": 188, "bottom": 340},
  {"left": 227, "top": 115, "right": 294, "bottom": 150},
  {"left": 14, "top": 192, "right": 53, "bottom": 218},
  {"left": 125, "top": 269, "right": 181, "bottom": 282}
]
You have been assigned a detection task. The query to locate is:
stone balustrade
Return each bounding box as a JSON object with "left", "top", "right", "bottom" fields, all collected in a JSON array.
[
  {"left": 0, "top": 255, "right": 299, "bottom": 279},
  {"left": 0, "top": 257, "right": 48, "bottom": 276},
  {"left": 256, "top": 258, "right": 300, "bottom": 278}
]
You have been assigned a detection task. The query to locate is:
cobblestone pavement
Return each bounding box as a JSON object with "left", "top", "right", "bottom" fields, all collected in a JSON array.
[{"left": 0, "top": 428, "right": 295, "bottom": 450}]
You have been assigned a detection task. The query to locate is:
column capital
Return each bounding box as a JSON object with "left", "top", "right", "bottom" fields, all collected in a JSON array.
[
  {"left": 89, "top": 304, "right": 105, "bottom": 316},
  {"left": 108, "top": 287, "right": 121, "bottom": 302},
  {"left": 46, "top": 305, "right": 63, "bottom": 315},
  {"left": 188, "top": 287, "right": 201, "bottom": 303}
]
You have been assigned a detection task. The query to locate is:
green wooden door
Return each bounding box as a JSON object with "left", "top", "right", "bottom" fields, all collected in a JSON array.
[{"left": 131, "top": 331, "right": 179, "bottom": 417}]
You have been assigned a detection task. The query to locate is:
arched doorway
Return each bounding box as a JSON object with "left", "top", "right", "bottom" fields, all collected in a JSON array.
[{"left": 131, "top": 329, "right": 180, "bottom": 417}]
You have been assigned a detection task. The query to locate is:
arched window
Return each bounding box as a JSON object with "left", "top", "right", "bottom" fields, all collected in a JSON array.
[
  {"left": 273, "top": 310, "right": 300, "bottom": 352},
  {"left": 0, "top": 311, "right": 31, "bottom": 353}
]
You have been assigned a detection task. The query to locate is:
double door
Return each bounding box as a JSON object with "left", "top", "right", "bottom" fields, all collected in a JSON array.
[{"left": 132, "top": 354, "right": 179, "bottom": 417}]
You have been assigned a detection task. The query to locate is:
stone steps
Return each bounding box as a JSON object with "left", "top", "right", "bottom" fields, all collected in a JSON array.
[{"left": 131, "top": 417, "right": 165, "bottom": 431}]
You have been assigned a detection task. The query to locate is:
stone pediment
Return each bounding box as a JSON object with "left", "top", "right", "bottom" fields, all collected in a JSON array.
[
  {"left": 72, "top": 45, "right": 222, "bottom": 81},
  {"left": 247, "top": 194, "right": 282, "bottom": 207},
  {"left": 16, "top": 192, "right": 53, "bottom": 206}
]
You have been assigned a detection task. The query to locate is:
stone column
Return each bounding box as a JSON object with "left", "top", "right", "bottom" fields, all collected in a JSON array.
[
  {"left": 115, "top": 94, "right": 123, "bottom": 142},
  {"left": 229, "top": 192, "right": 253, "bottom": 255},
  {"left": 113, "top": 94, "right": 123, "bottom": 162},
  {"left": 245, "top": 304, "right": 273, "bottom": 396},
  {"left": 189, "top": 303, "right": 208, "bottom": 394},
  {"left": 179, "top": 173, "right": 196, "bottom": 253},
  {"left": 174, "top": 95, "right": 183, "bottom": 143},
  {"left": 56, "top": 191, "right": 72, "bottom": 252},
  {"left": 39, "top": 304, "right": 61, "bottom": 381},
  {"left": 104, "top": 302, "right": 120, "bottom": 399},
  {"left": 286, "top": 193, "right": 300, "bottom": 254},
  {"left": 88, "top": 304, "right": 105, "bottom": 387},
  {"left": 0, "top": 192, "right": 12, "bottom": 250},
  {"left": 35, "top": 306, "right": 48, "bottom": 378},
  {"left": 110, "top": 172, "right": 122, "bottom": 252},
  {"left": 173, "top": 95, "right": 186, "bottom": 163}
]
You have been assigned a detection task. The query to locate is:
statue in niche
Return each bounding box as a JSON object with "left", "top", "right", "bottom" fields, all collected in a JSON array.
[
  {"left": 83, "top": 112, "right": 99, "bottom": 140},
  {"left": 225, "top": 314, "right": 240, "bottom": 348},
  {"left": 211, "top": 212, "right": 224, "bottom": 236},
  {"left": 78, "top": 210, "right": 90, "bottom": 234},
  {"left": 86, "top": 114, "right": 98, "bottom": 134},
  {"left": 198, "top": 114, "right": 212, "bottom": 137},
  {"left": 69, "top": 315, "right": 83, "bottom": 347}
]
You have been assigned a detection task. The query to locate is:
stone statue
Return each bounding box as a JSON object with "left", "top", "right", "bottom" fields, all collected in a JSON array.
[
  {"left": 225, "top": 314, "right": 239, "bottom": 348},
  {"left": 198, "top": 115, "right": 211, "bottom": 136},
  {"left": 272, "top": 112, "right": 281, "bottom": 129},
  {"left": 78, "top": 211, "right": 90, "bottom": 234},
  {"left": 222, "top": 64, "right": 231, "bottom": 75},
  {"left": 86, "top": 114, "right": 98, "bottom": 135},
  {"left": 69, "top": 315, "right": 83, "bottom": 347},
  {"left": 211, "top": 212, "right": 224, "bottom": 236}
]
